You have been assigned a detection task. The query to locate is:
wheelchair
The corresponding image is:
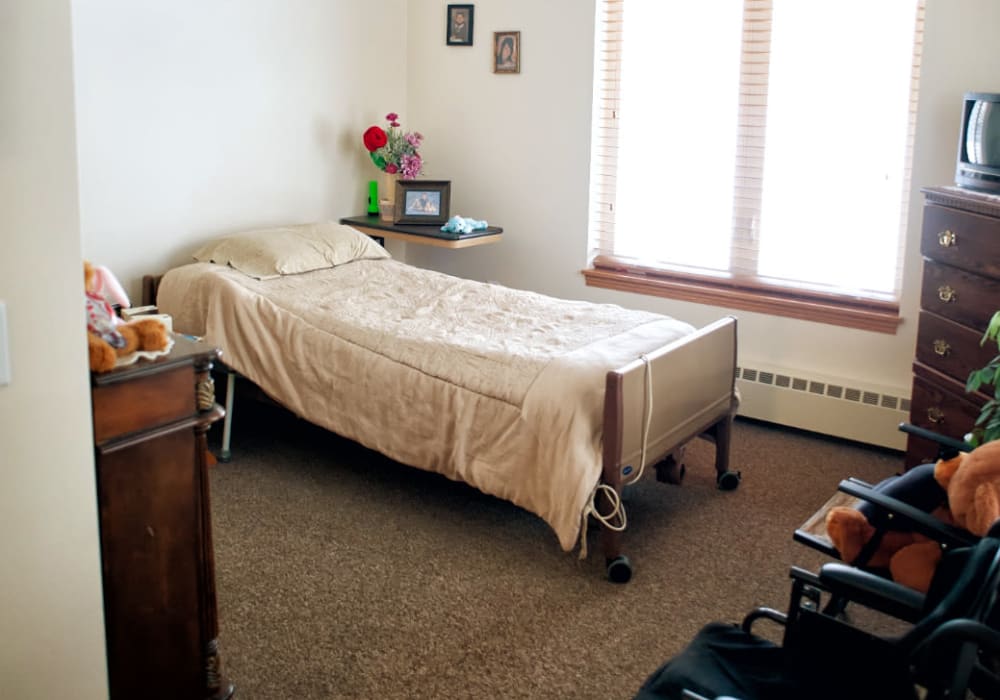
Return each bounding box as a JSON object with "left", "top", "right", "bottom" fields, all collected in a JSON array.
[
  {"left": 793, "top": 423, "right": 979, "bottom": 587},
  {"left": 634, "top": 530, "right": 1000, "bottom": 699}
]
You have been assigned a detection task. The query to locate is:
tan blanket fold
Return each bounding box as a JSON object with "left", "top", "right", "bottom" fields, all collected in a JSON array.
[{"left": 158, "top": 260, "right": 695, "bottom": 551}]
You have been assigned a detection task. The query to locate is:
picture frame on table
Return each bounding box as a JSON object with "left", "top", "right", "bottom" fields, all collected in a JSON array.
[
  {"left": 493, "top": 31, "right": 520, "bottom": 73},
  {"left": 446, "top": 5, "right": 474, "bottom": 46},
  {"left": 394, "top": 180, "right": 452, "bottom": 225}
]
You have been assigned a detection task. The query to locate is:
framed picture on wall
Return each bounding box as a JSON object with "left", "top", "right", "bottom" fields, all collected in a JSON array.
[
  {"left": 394, "top": 180, "right": 452, "bottom": 225},
  {"left": 493, "top": 31, "right": 520, "bottom": 74},
  {"left": 446, "top": 5, "right": 474, "bottom": 46}
]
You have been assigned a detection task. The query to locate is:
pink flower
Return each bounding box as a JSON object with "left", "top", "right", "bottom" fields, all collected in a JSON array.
[
  {"left": 400, "top": 154, "right": 422, "bottom": 179},
  {"left": 385, "top": 163, "right": 399, "bottom": 174},
  {"left": 386, "top": 112, "right": 399, "bottom": 122},
  {"left": 405, "top": 133, "right": 422, "bottom": 148}
]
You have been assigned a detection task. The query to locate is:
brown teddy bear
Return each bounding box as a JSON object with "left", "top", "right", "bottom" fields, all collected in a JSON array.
[
  {"left": 85, "top": 261, "right": 169, "bottom": 372},
  {"left": 825, "top": 440, "right": 1000, "bottom": 593}
]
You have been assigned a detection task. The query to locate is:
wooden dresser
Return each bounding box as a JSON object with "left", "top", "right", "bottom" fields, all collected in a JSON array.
[
  {"left": 905, "top": 185, "right": 1000, "bottom": 468},
  {"left": 91, "top": 335, "right": 234, "bottom": 699}
]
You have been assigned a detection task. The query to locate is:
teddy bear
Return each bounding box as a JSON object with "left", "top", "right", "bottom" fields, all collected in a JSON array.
[
  {"left": 825, "top": 440, "right": 1000, "bottom": 593},
  {"left": 85, "top": 261, "right": 170, "bottom": 372}
]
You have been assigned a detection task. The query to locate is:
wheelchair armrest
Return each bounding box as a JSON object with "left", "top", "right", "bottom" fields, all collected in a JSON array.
[
  {"left": 818, "top": 562, "right": 925, "bottom": 623},
  {"left": 897, "top": 422, "right": 973, "bottom": 457},
  {"left": 923, "top": 618, "right": 1000, "bottom": 654},
  {"left": 916, "top": 618, "right": 1000, "bottom": 697},
  {"left": 838, "top": 479, "right": 978, "bottom": 549}
]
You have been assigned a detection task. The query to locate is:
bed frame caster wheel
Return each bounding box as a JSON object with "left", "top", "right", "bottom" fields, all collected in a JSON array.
[
  {"left": 716, "top": 470, "right": 741, "bottom": 491},
  {"left": 606, "top": 555, "right": 633, "bottom": 584},
  {"left": 655, "top": 446, "right": 687, "bottom": 485}
]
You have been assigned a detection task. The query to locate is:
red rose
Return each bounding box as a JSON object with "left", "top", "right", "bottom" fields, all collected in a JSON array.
[{"left": 363, "top": 126, "right": 387, "bottom": 152}]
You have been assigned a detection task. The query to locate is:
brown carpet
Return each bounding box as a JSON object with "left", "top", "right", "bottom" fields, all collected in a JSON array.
[{"left": 206, "top": 401, "right": 905, "bottom": 699}]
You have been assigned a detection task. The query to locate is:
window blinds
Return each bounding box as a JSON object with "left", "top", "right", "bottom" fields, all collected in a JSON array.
[
  {"left": 588, "top": 0, "right": 925, "bottom": 303},
  {"left": 729, "top": 0, "right": 773, "bottom": 277},
  {"left": 587, "top": 0, "right": 623, "bottom": 260}
]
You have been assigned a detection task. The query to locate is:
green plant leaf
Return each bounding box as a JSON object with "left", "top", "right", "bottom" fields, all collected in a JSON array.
[
  {"left": 982, "top": 311, "right": 1000, "bottom": 345},
  {"left": 965, "top": 311, "right": 1000, "bottom": 446},
  {"left": 968, "top": 366, "right": 993, "bottom": 392}
]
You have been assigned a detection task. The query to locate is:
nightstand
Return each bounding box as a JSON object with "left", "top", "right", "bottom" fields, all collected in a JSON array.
[{"left": 91, "top": 334, "right": 234, "bottom": 699}]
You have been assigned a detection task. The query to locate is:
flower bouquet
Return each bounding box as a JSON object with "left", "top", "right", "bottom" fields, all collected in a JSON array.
[{"left": 362, "top": 112, "right": 424, "bottom": 179}]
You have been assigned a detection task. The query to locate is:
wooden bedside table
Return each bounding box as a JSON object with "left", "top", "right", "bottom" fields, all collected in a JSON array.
[
  {"left": 340, "top": 214, "right": 503, "bottom": 249},
  {"left": 90, "top": 334, "right": 234, "bottom": 700}
]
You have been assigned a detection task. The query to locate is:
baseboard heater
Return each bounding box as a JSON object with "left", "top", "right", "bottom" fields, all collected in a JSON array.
[{"left": 734, "top": 363, "right": 910, "bottom": 450}]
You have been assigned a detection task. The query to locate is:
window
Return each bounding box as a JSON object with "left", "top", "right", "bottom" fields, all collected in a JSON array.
[{"left": 586, "top": 0, "right": 925, "bottom": 333}]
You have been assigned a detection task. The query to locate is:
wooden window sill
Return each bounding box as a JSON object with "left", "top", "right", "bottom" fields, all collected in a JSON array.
[{"left": 583, "top": 257, "right": 902, "bottom": 334}]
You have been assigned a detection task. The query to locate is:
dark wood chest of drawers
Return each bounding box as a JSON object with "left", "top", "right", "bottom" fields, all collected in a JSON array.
[
  {"left": 91, "top": 335, "right": 234, "bottom": 699},
  {"left": 905, "top": 186, "right": 1000, "bottom": 468}
]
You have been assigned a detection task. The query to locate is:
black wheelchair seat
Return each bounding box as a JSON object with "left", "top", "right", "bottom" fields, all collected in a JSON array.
[{"left": 634, "top": 534, "right": 1000, "bottom": 700}]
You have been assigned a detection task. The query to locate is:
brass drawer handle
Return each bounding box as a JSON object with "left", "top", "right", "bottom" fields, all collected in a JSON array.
[
  {"left": 937, "top": 229, "right": 957, "bottom": 247},
  {"left": 938, "top": 285, "right": 957, "bottom": 303},
  {"left": 932, "top": 338, "right": 951, "bottom": 356},
  {"left": 927, "top": 406, "right": 945, "bottom": 424},
  {"left": 197, "top": 376, "right": 215, "bottom": 411}
]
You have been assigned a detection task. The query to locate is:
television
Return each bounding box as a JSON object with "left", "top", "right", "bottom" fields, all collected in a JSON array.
[{"left": 955, "top": 91, "right": 1000, "bottom": 194}]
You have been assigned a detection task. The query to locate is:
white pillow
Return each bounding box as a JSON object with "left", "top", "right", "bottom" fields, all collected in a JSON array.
[{"left": 192, "top": 221, "right": 390, "bottom": 280}]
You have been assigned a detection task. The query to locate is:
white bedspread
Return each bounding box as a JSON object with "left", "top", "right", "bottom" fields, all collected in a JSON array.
[{"left": 158, "top": 260, "right": 695, "bottom": 551}]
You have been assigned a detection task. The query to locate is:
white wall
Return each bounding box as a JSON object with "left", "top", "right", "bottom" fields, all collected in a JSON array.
[
  {"left": 73, "top": 0, "right": 410, "bottom": 301},
  {"left": 404, "top": 0, "right": 1000, "bottom": 443},
  {"left": 0, "top": 1, "right": 108, "bottom": 698}
]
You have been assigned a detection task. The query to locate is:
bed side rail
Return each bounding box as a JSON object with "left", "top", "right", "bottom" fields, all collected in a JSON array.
[{"left": 603, "top": 316, "right": 738, "bottom": 480}]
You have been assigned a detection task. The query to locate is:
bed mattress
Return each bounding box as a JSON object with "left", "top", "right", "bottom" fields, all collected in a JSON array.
[{"left": 157, "top": 259, "right": 696, "bottom": 551}]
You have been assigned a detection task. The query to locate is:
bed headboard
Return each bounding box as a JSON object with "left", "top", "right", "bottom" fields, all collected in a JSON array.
[{"left": 141, "top": 274, "right": 164, "bottom": 307}]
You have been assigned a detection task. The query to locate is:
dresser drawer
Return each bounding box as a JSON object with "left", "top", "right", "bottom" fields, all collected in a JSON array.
[
  {"left": 920, "top": 260, "right": 1000, "bottom": 331},
  {"left": 904, "top": 369, "right": 982, "bottom": 468},
  {"left": 915, "top": 311, "right": 996, "bottom": 387},
  {"left": 908, "top": 364, "right": 985, "bottom": 445},
  {"left": 921, "top": 203, "right": 1000, "bottom": 277},
  {"left": 92, "top": 365, "right": 196, "bottom": 444}
]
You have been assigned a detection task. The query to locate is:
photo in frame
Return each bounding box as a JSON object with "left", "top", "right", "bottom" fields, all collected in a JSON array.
[
  {"left": 493, "top": 31, "right": 520, "bottom": 74},
  {"left": 446, "top": 5, "right": 474, "bottom": 46},
  {"left": 394, "top": 180, "right": 452, "bottom": 225}
]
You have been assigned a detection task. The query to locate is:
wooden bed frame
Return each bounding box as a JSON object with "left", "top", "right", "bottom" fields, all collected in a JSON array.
[{"left": 143, "top": 275, "right": 739, "bottom": 583}]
